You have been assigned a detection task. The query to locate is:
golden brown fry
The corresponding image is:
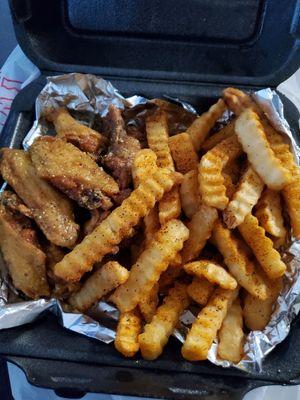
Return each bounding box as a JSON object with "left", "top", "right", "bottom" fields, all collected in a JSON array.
[
  {"left": 54, "top": 167, "right": 181, "bottom": 282},
  {"left": 187, "top": 99, "right": 226, "bottom": 151},
  {"left": 235, "top": 110, "right": 291, "bottom": 190},
  {"left": 223, "top": 166, "right": 264, "bottom": 229},
  {"left": 132, "top": 149, "right": 158, "bottom": 188},
  {"left": 182, "top": 287, "right": 238, "bottom": 361},
  {"left": 218, "top": 298, "right": 244, "bottom": 363},
  {"left": 144, "top": 205, "right": 160, "bottom": 247},
  {"left": 255, "top": 189, "right": 286, "bottom": 241},
  {"left": 110, "top": 219, "right": 189, "bottom": 312},
  {"left": 238, "top": 214, "right": 286, "bottom": 279},
  {"left": 68, "top": 261, "right": 129, "bottom": 311},
  {"left": 212, "top": 220, "right": 269, "bottom": 300},
  {"left": 45, "top": 107, "right": 107, "bottom": 157},
  {"left": 243, "top": 278, "right": 282, "bottom": 331},
  {"left": 158, "top": 187, "right": 181, "bottom": 224},
  {"left": 222, "top": 173, "right": 236, "bottom": 200},
  {"left": 115, "top": 309, "right": 142, "bottom": 357},
  {"left": 180, "top": 170, "right": 201, "bottom": 219},
  {"left": 283, "top": 175, "right": 300, "bottom": 239},
  {"left": 0, "top": 200, "right": 49, "bottom": 298},
  {"left": 201, "top": 122, "right": 235, "bottom": 152},
  {"left": 168, "top": 132, "right": 198, "bottom": 173},
  {"left": 139, "top": 282, "right": 189, "bottom": 360},
  {"left": 198, "top": 135, "right": 242, "bottom": 210},
  {"left": 181, "top": 204, "right": 218, "bottom": 263},
  {"left": 184, "top": 260, "right": 237, "bottom": 290},
  {"left": 30, "top": 136, "right": 119, "bottom": 210},
  {"left": 139, "top": 283, "right": 159, "bottom": 323},
  {"left": 187, "top": 277, "right": 215, "bottom": 306},
  {"left": 0, "top": 149, "right": 79, "bottom": 248}
]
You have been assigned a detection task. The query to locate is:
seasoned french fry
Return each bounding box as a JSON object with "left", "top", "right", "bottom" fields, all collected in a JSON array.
[
  {"left": 69, "top": 261, "right": 129, "bottom": 311},
  {"left": 184, "top": 260, "right": 237, "bottom": 290},
  {"left": 182, "top": 287, "right": 238, "bottom": 361},
  {"left": 201, "top": 122, "right": 235, "bottom": 152},
  {"left": 159, "top": 261, "right": 182, "bottom": 291},
  {"left": 222, "top": 173, "right": 236, "bottom": 200},
  {"left": 158, "top": 187, "right": 181, "bottom": 225},
  {"left": 187, "top": 277, "right": 215, "bottom": 306},
  {"left": 180, "top": 170, "right": 200, "bottom": 219},
  {"left": 243, "top": 278, "right": 282, "bottom": 331},
  {"left": 283, "top": 175, "right": 300, "bottom": 240},
  {"left": 139, "top": 283, "right": 159, "bottom": 323},
  {"left": 115, "top": 309, "right": 142, "bottom": 357},
  {"left": 168, "top": 132, "right": 198, "bottom": 173},
  {"left": 54, "top": 167, "right": 181, "bottom": 282},
  {"left": 218, "top": 298, "right": 244, "bottom": 363},
  {"left": 181, "top": 204, "right": 218, "bottom": 263},
  {"left": 212, "top": 220, "right": 270, "bottom": 300},
  {"left": 139, "top": 282, "right": 189, "bottom": 360},
  {"left": 132, "top": 149, "right": 158, "bottom": 187},
  {"left": 187, "top": 99, "right": 226, "bottom": 151},
  {"left": 255, "top": 189, "right": 286, "bottom": 241},
  {"left": 110, "top": 219, "right": 189, "bottom": 312},
  {"left": 198, "top": 135, "right": 242, "bottom": 210},
  {"left": 144, "top": 205, "right": 160, "bottom": 247},
  {"left": 235, "top": 110, "right": 291, "bottom": 190},
  {"left": 238, "top": 214, "right": 286, "bottom": 279},
  {"left": 223, "top": 166, "right": 264, "bottom": 229}
]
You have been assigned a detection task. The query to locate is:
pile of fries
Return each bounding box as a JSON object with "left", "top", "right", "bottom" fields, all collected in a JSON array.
[{"left": 0, "top": 87, "right": 299, "bottom": 364}]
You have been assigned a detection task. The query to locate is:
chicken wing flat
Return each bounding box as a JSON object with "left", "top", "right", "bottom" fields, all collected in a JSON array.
[
  {"left": 0, "top": 192, "right": 49, "bottom": 298},
  {"left": 46, "top": 108, "right": 108, "bottom": 159},
  {"left": 29, "top": 136, "right": 119, "bottom": 210},
  {"left": 0, "top": 149, "right": 79, "bottom": 248},
  {"left": 103, "top": 105, "right": 141, "bottom": 189}
]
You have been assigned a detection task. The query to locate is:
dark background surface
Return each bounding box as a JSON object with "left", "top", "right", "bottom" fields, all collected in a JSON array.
[{"left": 0, "top": 0, "right": 17, "bottom": 65}]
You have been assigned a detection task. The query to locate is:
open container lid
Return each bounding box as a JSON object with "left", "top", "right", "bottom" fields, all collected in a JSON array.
[{"left": 9, "top": 0, "right": 300, "bottom": 88}]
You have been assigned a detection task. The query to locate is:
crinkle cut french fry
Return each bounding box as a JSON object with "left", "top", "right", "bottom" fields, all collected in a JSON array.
[
  {"left": 235, "top": 110, "right": 291, "bottom": 190},
  {"left": 181, "top": 204, "right": 218, "bottom": 263},
  {"left": 255, "top": 189, "right": 286, "bottom": 240},
  {"left": 182, "top": 287, "right": 238, "bottom": 361},
  {"left": 180, "top": 170, "right": 201, "bottom": 219},
  {"left": 238, "top": 214, "right": 286, "bottom": 279},
  {"left": 53, "top": 168, "right": 181, "bottom": 282},
  {"left": 212, "top": 220, "right": 269, "bottom": 300},
  {"left": 158, "top": 187, "right": 181, "bottom": 224},
  {"left": 243, "top": 278, "right": 282, "bottom": 331},
  {"left": 184, "top": 260, "right": 237, "bottom": 290},
  {"left": 168, "top": 132, "right": 198, "bottom": 173},
  {"left": 68, "top": 261, "right": 129, "bottom": 311},
  {"left": 222, "top": 173, "right": 236, "bottom": 200},
  {"left": 187, "top": 99, "right": 227, "bottom": 151},
  {"left": 144, "top": 205, "right": 160, "bottom": 247},
  {"left": 283, "top": 175, "right": 300, "bottom": 239},
  {"left": 187, "top": 277, "right": 215, "bottom": 306},
  {"left": 218, "top": 298, "right": 244, "bottom": 363},
  {"left": 198, "top": 135, "right": 242, "bottom": 210},
  {"left": 223, "top": 166, "right": 264, "bottom": 229},
  {"left": 115, "top": 308, "right": 142, "bottom": 357},
  {"left": 201, "top": 122, "right": 235, "bottom": 152},
  {"left": 110, "top": 219, "right": 189, "bottom": 313},
  {"left": 132, "top": 149, "right": 158, "bottom": 188},
  {"left": 139, "top": 282, "right": 189, "bottom": 360},
  {"left": 139, "top": 283, "right": 159, "bottom": 323}
]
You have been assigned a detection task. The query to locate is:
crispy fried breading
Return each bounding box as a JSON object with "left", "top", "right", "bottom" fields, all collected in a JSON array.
[
  {"left": 212, "top": 220, "right": 270, "bottom": 300},
  {"left": 168, "top": 132, "right": 198, "bottom": 173},
  {"left": 180, "top": 170, "right": 201, "bottom": 219},
  {"left": 138, "top": 283, "right": 159, "bottom": 323},
  {"left": 53, "top": 168, "right": 182, "bottom": 282},
  {"left": 223, "top": 166, "right": 264, "bottom": 229},
  {"left": 182, "top": 287, "right": 238, "bottom": 361},
  {"left": 218, "top": 298, "right": 244, "bottom": 363},
  {"left": 69, "top": 261, "right": 129, "bottom": 311},
  {"left": 114, "top": 308, "right": 142, "bottom": 357},
  {"left": 238, "top": 214, "right": 286, "bottom": 279},
  {"left": 184, "top": 260, "right": 237, "bottom": 290},
  {"left": 30, "top": 136, "right": 119, "bottom": 210},
  {"left": 198, "top": 135, "right": 242, "bottom": 210},
  {"left": 139, "top": 282, "right": 189, "bottom": 360},
  {"left": 187, "top": 99, "right": 226, "bottom": 151},
  {"left": 201, "top": 122, "right": 235, "bottom": 152},
  {"left": 187, "top": 277, "right": 215, "bottom": 306},
  {"left": 0, "top": 149, "right": 79, "bottom": 248},
  {"left": 110, "top": 220, "right": 189, "bottom": 312}
]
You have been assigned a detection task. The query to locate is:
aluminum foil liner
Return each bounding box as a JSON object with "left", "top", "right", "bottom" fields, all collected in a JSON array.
[{"left": 1, "top": 74, "right": 300, "bottom": 373}]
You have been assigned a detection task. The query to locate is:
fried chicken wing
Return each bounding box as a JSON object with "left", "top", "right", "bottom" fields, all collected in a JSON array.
[
  {"left": 103, "top": 105, "right": 141, "bottom": 189},
  {"left": 46, "top": 108, "right": 108, "bottom": 158},
  {"left": 29, "top": 136, "right": 119, "bottom": 210},
  {"left": 0, "top": 192, "right": 49, "bottom": 298},
  {"left": 0, "top": 149, "right": 79, "bottom": 247}
]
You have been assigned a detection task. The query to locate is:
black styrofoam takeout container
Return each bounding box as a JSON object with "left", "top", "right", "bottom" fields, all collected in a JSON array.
[{"left": 1, "top": 1, "right": 300, "bottom": 399}]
